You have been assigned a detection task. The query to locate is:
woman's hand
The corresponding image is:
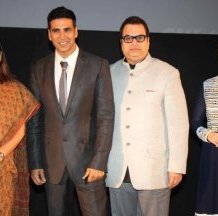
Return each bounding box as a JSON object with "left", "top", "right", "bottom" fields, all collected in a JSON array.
[{"left": 207, "top": 132, "right": 218, "bottom": 147}]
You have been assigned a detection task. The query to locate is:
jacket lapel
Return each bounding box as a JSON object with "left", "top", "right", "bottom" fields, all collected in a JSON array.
[
  {"left": 46, "top": 54, "right": 64, "bottom": 118},
  {"left": 65, "top": 50, "right": 86, "bottom": 117}
]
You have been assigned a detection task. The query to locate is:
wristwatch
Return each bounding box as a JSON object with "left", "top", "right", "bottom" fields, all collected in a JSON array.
[{"left": 0, "top": 152, "right": 5, "bottom": 162}]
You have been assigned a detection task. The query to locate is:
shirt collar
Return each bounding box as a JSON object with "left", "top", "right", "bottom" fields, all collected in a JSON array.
[{"left": 55, "top": 45, "right": 79, "bottom": 67}]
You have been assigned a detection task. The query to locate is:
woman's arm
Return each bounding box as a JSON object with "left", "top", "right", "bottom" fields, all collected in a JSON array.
[{"left": 0, "top": 123, "right": 25, "bottom": 160}]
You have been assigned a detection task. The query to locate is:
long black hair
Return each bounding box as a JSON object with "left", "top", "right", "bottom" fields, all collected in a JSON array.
[{"left": 0, "top": 42, "right": 14, "bottom": 83}]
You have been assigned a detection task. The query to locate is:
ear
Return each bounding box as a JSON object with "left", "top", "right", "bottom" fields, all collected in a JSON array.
[
  {"left": 147, "top": 37, "right": 150, "bottom": 47},
  {"left": 75, "top": 27, "right": 78, "bottom": 38},
  {"left": 48, "top": 29, "right": 52, "bottom": 41}
]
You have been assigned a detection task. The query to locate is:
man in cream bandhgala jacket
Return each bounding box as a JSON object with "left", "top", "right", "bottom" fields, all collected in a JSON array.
[{"left": 106, "top": 54, "right": 189, "bottom": 190}]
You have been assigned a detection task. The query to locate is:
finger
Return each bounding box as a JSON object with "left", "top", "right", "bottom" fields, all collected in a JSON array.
[
  {"left": 212, "top": 141, "right": 217, "bottom": 146},
  {"left": 87, "top": 170, "right": 99, "bottom": 182},
  {"left": 98, "top": 171, "right": 105, "bottom": 177},
  {"left": 87, "top": 175, "right": 94, "bottom": 182},
  {"left": 95, "top": 172, "right": 104, "bottom": 180},
  {"left": 169, "top": 181, "right": 177, "bottom": 189},
  {"left": 39, "top": 171, "right": 46, "bottom": 183},
  {"left": 87, "top": 172, "right": 104, "bottom": 182},
  {"left": 86, "top": 170, "right": 96, "bottom": 182},
  {"left": 169, "top": 178, "right": 174, "bottom": 187},
  {"left": 169, "top": 182, "right": 174, "bottom": 189},
  {"left": 31, "top": 174, "right": 41, "bottom": 185},
  {"left": 168, "top": 175, "right": 177, "bottom": 189},
  {"left": 31, "top": 172, "right": 45, "bottom": 185},
  {"left": 170, "top": 178, "right": 181, "bottom": 189},
  {"left": 82, "top": 169, "right": 90, "bottom": 180},
  {"left": 35, "top": 175, "right": 44, "bottom": 185},
  {"left": 31, "top": 176, "right": 39, "bottom": 185}
]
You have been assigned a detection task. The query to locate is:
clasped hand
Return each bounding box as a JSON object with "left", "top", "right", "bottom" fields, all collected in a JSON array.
[{"left": 82, "top": 168, "right": 105, "bottom": 183}]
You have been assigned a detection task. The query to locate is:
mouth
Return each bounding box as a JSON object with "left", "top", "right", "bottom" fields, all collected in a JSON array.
[
  {"left": 130, "top": 48, "right": 141, "bottom": 51},
  {"left": 59, "top": 41, "right": 68, "bottom": 45}
]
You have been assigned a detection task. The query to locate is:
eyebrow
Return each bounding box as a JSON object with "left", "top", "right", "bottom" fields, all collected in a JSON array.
[{"left": 51, "top": 27, "right": 72, "bottom": 32}]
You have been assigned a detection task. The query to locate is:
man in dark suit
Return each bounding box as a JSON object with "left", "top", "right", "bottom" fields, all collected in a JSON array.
[{"left": 27, "top": 6, "right": 114, "bottom": 216}]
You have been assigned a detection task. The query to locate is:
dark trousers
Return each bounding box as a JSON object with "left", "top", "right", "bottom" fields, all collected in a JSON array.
[{"left": 45, "top": 169, "right": 109, "bottom": 216}]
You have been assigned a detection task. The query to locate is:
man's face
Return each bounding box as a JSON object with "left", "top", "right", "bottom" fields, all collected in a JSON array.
[
  {"left": 121, "top": 24, "right": 150, "bottom": 65},
  {"left": 48, "top": 18, "right": 78, "bottom": 58}
]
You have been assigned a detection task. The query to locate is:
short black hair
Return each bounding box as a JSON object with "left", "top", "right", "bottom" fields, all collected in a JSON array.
[
  {"left": 120, "top": 16, "right": 149, "bottom": 38},
  {"left": 47, "top": 6, "right": 76, "bottom": 28}
]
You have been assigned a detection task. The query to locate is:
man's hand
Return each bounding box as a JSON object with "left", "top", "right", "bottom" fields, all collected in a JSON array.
[
  {"left": 31, "top": 169, "right": 46, "bottom": 185},
  {"left": 168, "top": 172, "right": 183, "bottom": 189},
  {"left": 82, "top": 168, "right": 105, "bottom": 183}
]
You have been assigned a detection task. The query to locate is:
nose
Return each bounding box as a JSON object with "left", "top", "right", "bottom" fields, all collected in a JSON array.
[
  {"left": 131, "top": 38, "right": 138, "bottom": 44},
  {"left": 59, "top": 30, "right": 66, "bottom": 40}
]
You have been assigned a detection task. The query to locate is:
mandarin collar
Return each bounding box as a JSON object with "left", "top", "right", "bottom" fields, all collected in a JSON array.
[{"left": 122, "top": 53, "right": 151, "bottom": 70}]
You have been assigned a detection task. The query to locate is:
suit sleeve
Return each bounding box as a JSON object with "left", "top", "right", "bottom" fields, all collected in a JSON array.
[
  {"left": 191, "top": 85, "right": 211, "bottom": 142},
  {"left": 88, "top": 59, "right": 115, "bottom": 171},
  {"left": 26, "top": 64, "right": 44, "bottom": 170},
  {"left": 164, "top": 70, "right": 189, "bottom": 174}
]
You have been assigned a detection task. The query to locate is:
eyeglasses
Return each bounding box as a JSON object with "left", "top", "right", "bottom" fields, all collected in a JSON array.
[{"left": 121, "top": 34, "right": 147, "bottom": 43}]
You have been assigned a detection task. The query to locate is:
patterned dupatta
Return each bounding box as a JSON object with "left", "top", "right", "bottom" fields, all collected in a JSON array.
[{"left": 0, "top": 80, "right": 40, "bottom": 215}]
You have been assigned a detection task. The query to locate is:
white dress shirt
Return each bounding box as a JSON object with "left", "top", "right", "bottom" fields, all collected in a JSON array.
[{"left": 54, "top": 46, "right": 79, "bottom": 102}]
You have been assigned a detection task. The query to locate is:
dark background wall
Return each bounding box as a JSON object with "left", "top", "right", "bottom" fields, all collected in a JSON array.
[{"left": 0, "top": 27, "right": 218, "bottom": 216}]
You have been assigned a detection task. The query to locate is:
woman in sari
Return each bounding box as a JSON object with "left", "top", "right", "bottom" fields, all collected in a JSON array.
[{"left": 0, "top": 42, "right": 40, "bottom": 216}]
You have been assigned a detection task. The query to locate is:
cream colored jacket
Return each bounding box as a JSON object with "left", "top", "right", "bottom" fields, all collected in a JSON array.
[{"left": 106, "top": 54, "right": 189, "bottom": 190}]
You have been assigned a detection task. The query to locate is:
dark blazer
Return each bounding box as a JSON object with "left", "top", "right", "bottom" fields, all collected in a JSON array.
[{"left": 27, "top": 49, "right": 114, "bottom": 184}]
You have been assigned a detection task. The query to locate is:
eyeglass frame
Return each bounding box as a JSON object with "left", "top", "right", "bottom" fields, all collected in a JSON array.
[{"left": 121, "top": 34, "right": 147, "bottom": 43}]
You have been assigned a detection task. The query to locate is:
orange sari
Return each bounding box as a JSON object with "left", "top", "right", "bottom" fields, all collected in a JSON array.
[{"left": 0, "top": 81, "right": 40, "bottom": 216}]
